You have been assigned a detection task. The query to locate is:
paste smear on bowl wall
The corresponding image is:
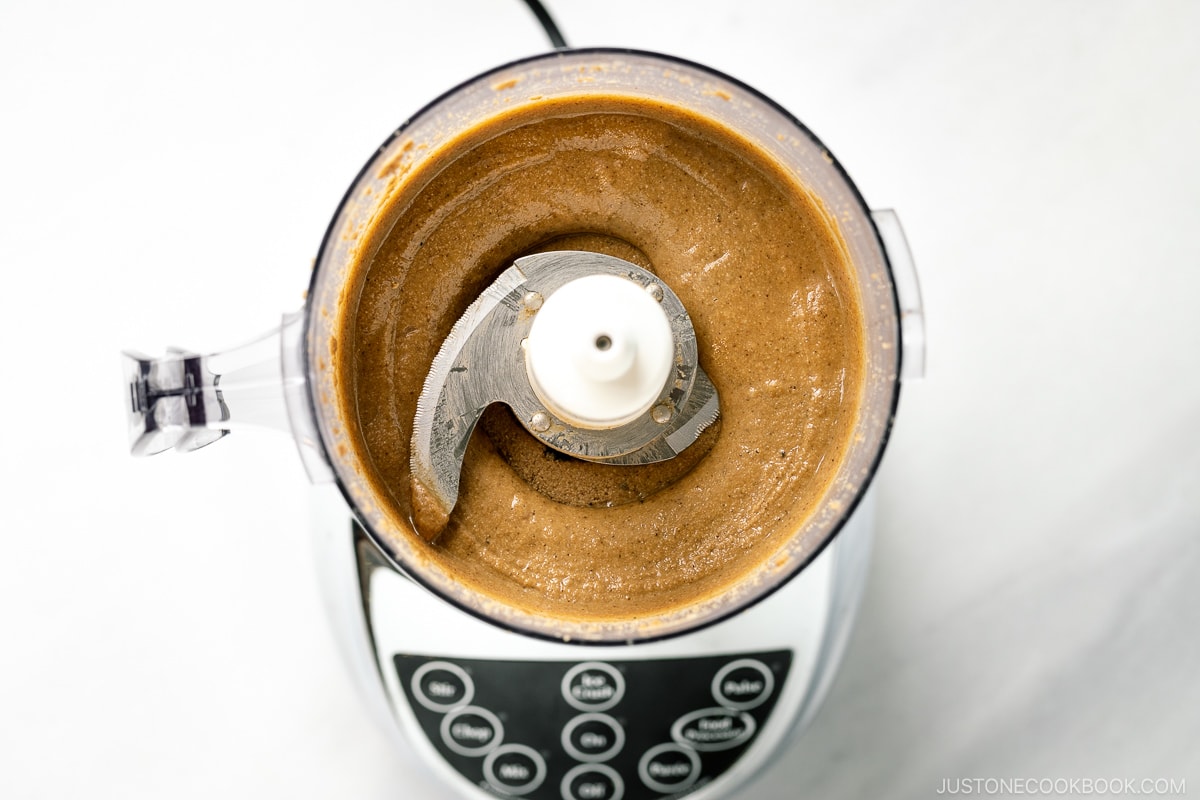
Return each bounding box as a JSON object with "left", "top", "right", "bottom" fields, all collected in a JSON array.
[{"left": 334, "top": 93, "right": 865, "bottom": 623}]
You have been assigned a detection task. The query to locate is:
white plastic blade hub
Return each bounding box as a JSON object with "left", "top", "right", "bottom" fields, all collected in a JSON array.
[{"left": 524, "top": 274, "right": 674, "bottom": 429}]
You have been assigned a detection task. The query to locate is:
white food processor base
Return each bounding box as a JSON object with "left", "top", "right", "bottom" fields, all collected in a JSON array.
[{"left": 309, "top": 484, "right": 873, "bottom": 800}]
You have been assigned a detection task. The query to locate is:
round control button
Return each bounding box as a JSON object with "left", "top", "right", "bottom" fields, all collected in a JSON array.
[
  {"left": 638, "top": 743, "right": 701, "bottom": 794},
  {"left": 671, "top": 708, "right": 756, "bottom": 752},
  {"left": 483, "top": 743, "right": 547, "bottom": 796},
  {"left": 411, "top": 660, "right": 474, "bottom": 712},
  {"left": 561, "top": 763, "right": 625, "bottom": 800},
  {"left": 440, "top": 705, "right": 503, "bottom": 757},
  {"left": 711, "top": 658, "right": 774, "bottom": 710},
  {"left": 561, "top": 713, "right": 625, "bottom": 762},
  {"left": 561, "top": 662, "right": 626, "bottom": 712}
]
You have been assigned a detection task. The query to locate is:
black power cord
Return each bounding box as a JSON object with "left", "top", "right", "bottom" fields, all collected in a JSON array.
[{"left": 519, "top": 0, "right": 569, "bottom": 50}]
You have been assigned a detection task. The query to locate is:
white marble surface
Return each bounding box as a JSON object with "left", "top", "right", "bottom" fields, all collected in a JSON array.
[{"left": 2, "top": 0, "right": 1197, "bottom": 797}]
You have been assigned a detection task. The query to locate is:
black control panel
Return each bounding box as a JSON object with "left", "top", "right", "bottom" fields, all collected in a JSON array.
[{"left": 394, "top": 650, "right": 791, "bottom": 799}]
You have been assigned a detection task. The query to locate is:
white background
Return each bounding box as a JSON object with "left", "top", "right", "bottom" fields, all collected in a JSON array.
[{"left": 2, "top": 0, "right": 1198, "bottom": 797}]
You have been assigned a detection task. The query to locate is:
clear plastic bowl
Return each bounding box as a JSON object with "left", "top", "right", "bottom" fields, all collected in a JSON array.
[{"left": 303, "top": 48, "right": 905, "bottom": 644}]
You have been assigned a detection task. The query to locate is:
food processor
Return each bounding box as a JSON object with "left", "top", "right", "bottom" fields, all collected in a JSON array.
[{"left": 121, "top": 24, "right": 923, "bottom": 800}]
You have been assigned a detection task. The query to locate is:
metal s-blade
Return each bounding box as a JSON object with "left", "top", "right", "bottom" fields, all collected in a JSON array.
[
  {"left": 409, "top": 265, "right": 529, "bottom": 540},
  {"left": 407, "top": 251, "right": 722, "bottom": 540}
]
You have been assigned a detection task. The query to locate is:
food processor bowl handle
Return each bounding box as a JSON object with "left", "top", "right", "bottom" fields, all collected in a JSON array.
[{"left": 121, "top": 310, "right": 332, "bottom": 482}]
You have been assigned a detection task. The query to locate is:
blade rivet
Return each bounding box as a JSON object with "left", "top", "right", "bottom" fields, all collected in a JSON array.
[
  {"left": 530, "top": 411, "right": 552, "bottom": 432},
  {"left": 651, "top": 403, "right": 672, "bottom": 424},
  {"left": 522, "top": 291, "right": 544, "bottom": 311}
]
